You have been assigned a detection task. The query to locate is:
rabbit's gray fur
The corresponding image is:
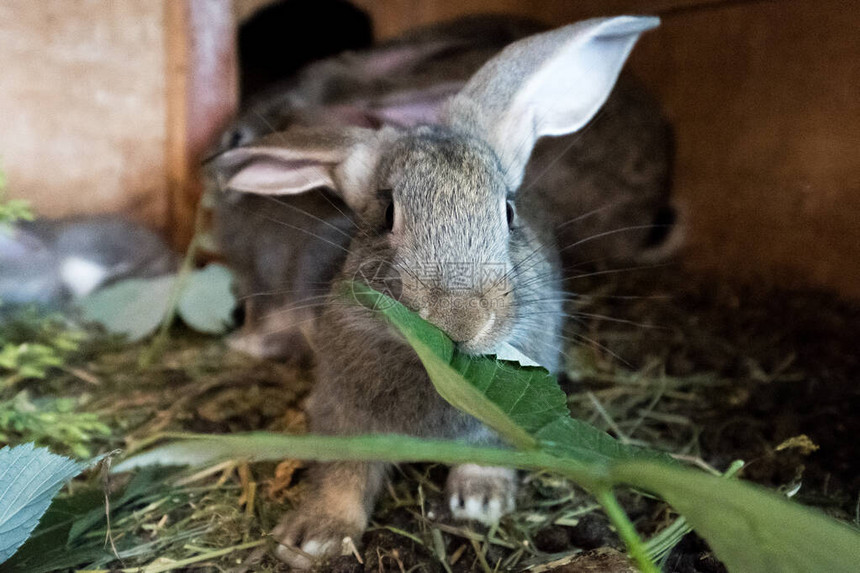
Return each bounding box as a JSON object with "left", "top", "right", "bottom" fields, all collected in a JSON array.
[
  {"left": 212, "top": 15, "right": 677, "bottom": 361},
  {"left": 222, "top": 15, "right": 547, "bottom": 147},
  {"left": 213, "top": 16, "right": 548, "bottom": 359},
  {"left": 0, "top": 216, "right": 176, "bottom": 309},
  {"left": 211, "top": 16, "right": 660, "bottom": 567}
]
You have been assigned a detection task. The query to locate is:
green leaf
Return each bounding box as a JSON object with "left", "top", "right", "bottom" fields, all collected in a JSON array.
[
  {"left": 177, "top": 264, "right": 236, "bottom": 334},
  {"left": 0, "top": 443, "right": 96, "bottom": 564},
  {"left": 611, "top": 461, "right": 860, "bottom": 573},
  {"left": 78, "top": 275, "right": 174, "bottom": 342},
  {"left": 113, "top": 432, "right": 600, "bottom": 483},
  {"left": 345, "top": 281, "right": 665, "bottom": 468},
  {"left": 2, "top": 466, "right": 182, "bottom": 573},
  {"left": 117, "top": 431, "right": 860, "bottom": 573},
  {"left": 0, "top": 485, "right": 107, "bottom": 573},
  {"left": 78, "top": 265, "right": 237, "bottom": 341},
  {"left": 345, "top": 282, "right": 537, "bottom": 449},
  {"left": 116, "top": 283, "right": 860, "bottom": 573}
]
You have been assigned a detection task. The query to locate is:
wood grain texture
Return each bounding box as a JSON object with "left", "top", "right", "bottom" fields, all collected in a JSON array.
[
  {"left": 0, "top": 0, "right": 167, "bottom": 227},
  {"left": 629, "top": 0, "right": 860, "bottom": 298},
  {"left": 350, "top": 0, "right": 730, "bottom": 38},
  {"left": 166, "top": 0, "right": 238, "bottom": 249},
  {"left": 351, "top": 0, "right": 860, "bottom": 298},
  {"left": 2, "top": 0, "right": 856, "bottom": 297}
]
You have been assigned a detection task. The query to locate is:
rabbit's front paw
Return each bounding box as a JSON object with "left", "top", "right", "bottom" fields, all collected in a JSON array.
[
  {"left": 446, "top": 464, "right": 516, "bottom": 525},
  {"left": 271, "top": 497, "right": 364, "bottom": 568}
]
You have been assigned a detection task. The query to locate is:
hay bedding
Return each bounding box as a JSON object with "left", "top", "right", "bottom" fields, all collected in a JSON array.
[{"left": 8, "top": 265, "right": 859, "bottom": 572}]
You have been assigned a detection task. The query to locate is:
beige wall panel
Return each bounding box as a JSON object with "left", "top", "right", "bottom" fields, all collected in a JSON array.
[
  {"left": 4, "top": 0, "right": 856, "bottom": 297},
  {"left": 0, "top": 0, "right": 167, "bottom": 228}
]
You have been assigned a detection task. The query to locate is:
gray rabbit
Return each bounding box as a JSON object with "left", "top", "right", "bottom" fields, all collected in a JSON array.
[
  {"left": 212, "top": 14, "right": 678, "bottom": 361},
  {"left": 212, "top": 15, "right": 550, "bottom": 359},
  {"left": 211, "top": 16, "right": 660, "bottom": 567},
  {"left": 0, "top": 215, "right": 176, "bottom": 310}
]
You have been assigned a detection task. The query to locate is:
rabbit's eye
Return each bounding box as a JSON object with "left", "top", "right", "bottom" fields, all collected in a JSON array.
[
  {"left": 506, "top": 201, "right": 517, "bottom": 229},
  {"left": 385, "top": 202, "right": 395, "bottom": 232},
  {"left": 227, "top": 129, "right": 243, "bottom": 148}
]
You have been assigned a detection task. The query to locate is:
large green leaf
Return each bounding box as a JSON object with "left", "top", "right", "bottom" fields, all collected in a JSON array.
[
  {"left": 346, "top": 281, "right": 665, "bottom": 468},
  {"left": 114, "top": 432, "right": 597, "bottom": 482},
  {"left": 611, "top": 461, "right": 860, "bottom": 573},
  {"left": 118, "top": 432, "right": 860, "bottom": 573},
  {"left": 0, "top": 443, "right": 96, "bottom": 564}
]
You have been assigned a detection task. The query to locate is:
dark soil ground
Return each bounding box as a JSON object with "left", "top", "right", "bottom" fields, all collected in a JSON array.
[{"left": 6, "top": 264, "right": 859, "bottom": 572}]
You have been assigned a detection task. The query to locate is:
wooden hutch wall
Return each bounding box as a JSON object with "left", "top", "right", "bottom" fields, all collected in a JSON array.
[
  {"left": 347, "top": 0, "right": 860, "bottom": 299},
  {"left": 2, "top": 0, "right": 857, "bottom": 298}
]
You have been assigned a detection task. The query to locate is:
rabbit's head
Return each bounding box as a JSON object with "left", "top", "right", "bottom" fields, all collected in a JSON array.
[{"left": 211, "top": 16, "right": 659, "bottom": 357}]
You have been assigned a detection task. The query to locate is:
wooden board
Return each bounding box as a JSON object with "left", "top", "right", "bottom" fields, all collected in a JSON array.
[
  {"left": 630, "top": 0, "right": 860, "bottom": 298},
  {"left": 165, "top": 0, "right": 238, "bottom": 248},
  {"left": 0, "top": 0, "right": 237, "bottom": 249},
  {"left": 0, "top": 1, "right": 168, "bottom": 226},
  {"left": 3, "top": 0, "right": 857, "bottom": 298},
  {"left": 350, "top": 0, "right": 860, "bottom": 298}
]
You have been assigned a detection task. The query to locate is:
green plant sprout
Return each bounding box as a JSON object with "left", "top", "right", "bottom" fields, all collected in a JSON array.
[{"left": 0, "top": 168, "right": 34, "bottom": 228}]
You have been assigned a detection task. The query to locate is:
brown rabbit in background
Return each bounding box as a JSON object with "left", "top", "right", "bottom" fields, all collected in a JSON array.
[
  {"left": 211, "top": 16, "right": 661, "bottom": 567},
  {"left": 211, "top": 14, "right": 678, "bottom": 362}
]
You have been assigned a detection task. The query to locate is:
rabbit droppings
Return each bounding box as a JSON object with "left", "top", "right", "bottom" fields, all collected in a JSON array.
[{"left": 211, "top": 16, "right": 660, "bottom": 568}]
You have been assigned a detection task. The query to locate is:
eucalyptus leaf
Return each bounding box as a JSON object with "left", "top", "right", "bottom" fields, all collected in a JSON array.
[
  {"left": 0, "top": 443, "right": 97, "bottom": 564},
  {"left": 79, "top": 265, "right": 237, "bottom": 341},
  {"left": 177, "top": 264, "right": 235, "bottom": 334}
]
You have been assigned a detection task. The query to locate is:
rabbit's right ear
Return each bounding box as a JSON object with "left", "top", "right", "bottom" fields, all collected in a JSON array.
[
  {"left": 444, "top": 16, "right": 659, "bottom": 191},
  {"left": 208, "top": 127, "right": 384, "bottom": 211}
]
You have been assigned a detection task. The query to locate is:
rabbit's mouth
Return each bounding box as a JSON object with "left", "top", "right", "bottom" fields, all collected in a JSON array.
[
  {"left": 453, "top": 311, "right": 498, "bottom": 355},
  {"left": 410, "top": 289, "right": 514, "bottom": 356}
]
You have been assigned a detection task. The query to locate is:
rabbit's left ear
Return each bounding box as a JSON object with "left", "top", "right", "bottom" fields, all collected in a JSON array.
[
  {"left": 206, "top": 126, "right": 387, "bottom": 212},
  {"left": 444, "top": 16, "right": 659, "bottom": 190}
]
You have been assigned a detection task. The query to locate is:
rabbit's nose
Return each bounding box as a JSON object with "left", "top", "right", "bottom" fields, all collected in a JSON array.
[
  {"left": 459, "top": 311, "right": 497, "bottom": 349},
  {"left": 447, "top": 312, "right": 495, "bottom": 345},
  {"left": 422, "top": 296, "right": 498, "bottom": 353}
]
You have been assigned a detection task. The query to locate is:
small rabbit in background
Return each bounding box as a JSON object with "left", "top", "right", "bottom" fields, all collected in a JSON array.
[
  {"left": 0, "top": 216, "right": 177, "bottom": 310},
  {"left": 211, "top": 16, "right": 661, "bottom": 566},
  {"left": 212, "top": 13, "right": 680, "bottom": 362}
]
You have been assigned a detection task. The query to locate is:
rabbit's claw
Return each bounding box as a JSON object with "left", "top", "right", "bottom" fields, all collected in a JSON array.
[
  {"left": 446, "top": 464, "right": 516, "bottom": 525},
  {"left": 271, "top": 506, "right": 361, "bottom": 569}
]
